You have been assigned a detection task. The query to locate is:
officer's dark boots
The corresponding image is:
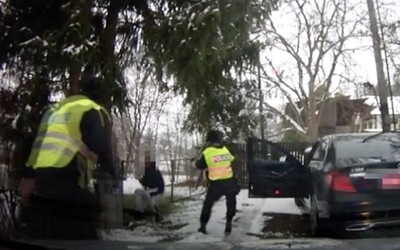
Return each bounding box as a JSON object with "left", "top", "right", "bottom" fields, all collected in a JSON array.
[
  {"left": 155, "top": 212, "right": 162, "bottom": 223},
  {"left": 154, "top": 205, "right": 162, "bottom": 223},
  {"left": 225, "top": 219, "right": 232, "bottom": 234},
  {"left": 198, "top": 223, "right": 207, "bottom": 234},
  {"left": 154, "top": 204, "right": 160, "bottom": 213}
]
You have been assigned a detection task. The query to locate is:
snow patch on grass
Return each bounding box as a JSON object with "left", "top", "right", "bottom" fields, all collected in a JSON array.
[
  {"left": 123, "top": 175, "right": 195, "bottom": 195},
  {"left": 179, "top": 232, "right": 223, "bottom": 243},
  {"left": 101, "top": 229, "right": 161, "bottom": 242}
]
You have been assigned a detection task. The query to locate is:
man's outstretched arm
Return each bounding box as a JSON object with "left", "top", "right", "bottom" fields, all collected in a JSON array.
[{"left": 195, "top": 155, "right": 207, "bottom": 170}]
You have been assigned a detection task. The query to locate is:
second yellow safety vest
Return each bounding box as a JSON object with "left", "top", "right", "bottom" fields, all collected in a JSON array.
[{"left": 203, "top": 146, "right": 234, "bottom": 181}]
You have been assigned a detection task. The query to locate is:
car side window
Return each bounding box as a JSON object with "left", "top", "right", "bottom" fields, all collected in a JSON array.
[{"left": 311, "top": 140, "right": 327, "bottom": 161}]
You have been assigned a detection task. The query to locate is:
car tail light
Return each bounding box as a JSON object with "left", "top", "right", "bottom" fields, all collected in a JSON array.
[{"left": 325, "top": 171, "right": 356, "bottom": 193}]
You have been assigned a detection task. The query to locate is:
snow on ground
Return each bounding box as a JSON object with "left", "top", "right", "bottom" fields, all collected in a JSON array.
[
  {"left": 123, "top": 174, "right": 194, "bottom": 195},
  {"left": 123, "top": 176, "right": 142, "bottom": 195},
  {"left": 101, "top": 228, "right": 165, "bottom": 242},
  {"left": 163, "top": 175, "right": 190, "bottom": 186},
  {"left": 175, "top": 190, "right": 302, "bottom": 243},
  {"left": 102, "top": 187, "right": 303, "bottom": 243}
]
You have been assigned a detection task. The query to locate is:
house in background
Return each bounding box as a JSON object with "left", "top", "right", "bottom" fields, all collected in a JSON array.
[
  {"left": 284, "top": 95, "right": 374, "bottom": 138},
  {"left": 317, "top": 96, "right": 373, "bottom": 136},
  {"left": 362, "top": 95, "right": 400, "bottom": 132}
]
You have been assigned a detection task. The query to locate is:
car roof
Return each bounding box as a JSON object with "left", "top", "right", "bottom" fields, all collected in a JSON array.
[{"left": 322, "top": 132, "right": 400, "bottom": 143}]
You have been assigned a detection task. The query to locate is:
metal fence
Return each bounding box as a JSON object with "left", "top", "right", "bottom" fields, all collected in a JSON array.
[
  {"left": 120, "top": 141, "right": 311, "bottom": 198},
  {"left": 0, "top": 161, "right": 20, "bottom": 240},
  {"left": 0, "top": 189, "right": 19, "bottom": 239}
]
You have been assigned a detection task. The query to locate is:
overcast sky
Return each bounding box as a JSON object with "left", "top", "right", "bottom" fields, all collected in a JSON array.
[{"left": 141, "top": 0, "right": 400, "bottom": 141}]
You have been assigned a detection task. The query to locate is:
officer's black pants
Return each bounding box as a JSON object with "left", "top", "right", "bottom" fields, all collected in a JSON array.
[
  {"left": 19, "top": 188, "right": 99, "bottom": 240},
  {"left": 200, "top": 178, "right": 237, "bottom": 225},
  {"left": 20, "top": 164, "right": 100, "bottom": 239}
]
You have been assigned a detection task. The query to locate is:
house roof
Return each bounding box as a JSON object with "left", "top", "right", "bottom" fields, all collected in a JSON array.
[{"left": 363, "top": 95, "right": 400, "bottom": 115}]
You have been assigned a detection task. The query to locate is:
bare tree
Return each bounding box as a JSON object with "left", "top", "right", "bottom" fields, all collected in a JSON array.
[
  {"left": 375, "top": 1, "right": 400, "bottom": 98},
  {"left": 113, "top": 64, "right": 170, "bottom": 177},
  {"left": 254, "top": 0, "right": 368, "bottom": 142},
  {"left": 158, "top": 111, "right": 188, "bottom": 183},
  {"left": 367, "top": 0, "right": 391, "bottom": 132},
  {"left": 386, "top": 21, "right": 400, "bottom": 79}
]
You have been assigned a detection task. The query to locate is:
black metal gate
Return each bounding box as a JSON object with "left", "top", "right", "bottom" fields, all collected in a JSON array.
[{"left": 227, "top": 140, "right": 311, "bottom": 188}]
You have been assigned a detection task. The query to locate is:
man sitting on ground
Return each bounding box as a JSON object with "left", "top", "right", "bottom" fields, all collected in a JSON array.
[{"left": 133, "top": 150, "right": 165, "bottom": 222}]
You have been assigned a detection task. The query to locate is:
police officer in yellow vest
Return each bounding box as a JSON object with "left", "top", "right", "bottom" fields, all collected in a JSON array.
[
  {"left": 196, "top": 130, "right": 240, "bottom": 235},
  {"left": 20, "top": 78, "right": 115, "bottom": 239}
]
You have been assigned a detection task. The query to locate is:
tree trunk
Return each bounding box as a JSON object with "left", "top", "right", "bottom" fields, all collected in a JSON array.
[
  {"left": 68, "top": 65, "right": 81, "bottom": 96},
  {"left": 100, "top": 0, "right": 122, "bottom": 99},
  {"left": 258, "top": 62, "right": 265, "bottom": 139},
  {"left": 307, "top": 77, "right": 319, "bottom": 142},
  {"left": 307, "top": 113, "right": 319, "bottom": 143},
  {"left": 367, "top": 0, "right": 391, "bottom": 132},
  {"left": 103, "top": 0, "right": 121, "bottom": 60},
  {"left": 133, "top": 136, "right": 143, "bottom": 178},
  {"left": 96, "top": 0, "right": 124, "bottom": 231},
  {"left": 67, "top": 0, "right": 93, "bottom": 96}
]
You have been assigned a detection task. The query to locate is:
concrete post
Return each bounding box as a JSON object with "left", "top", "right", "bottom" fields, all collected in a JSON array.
[{"left": 97, "top": 132, "right": 123, "bottom": 230}]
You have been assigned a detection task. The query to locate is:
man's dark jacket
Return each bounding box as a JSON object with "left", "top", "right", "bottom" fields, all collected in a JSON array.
[{"left": 139, "top": 163, "right": 165, "bottom": 196}]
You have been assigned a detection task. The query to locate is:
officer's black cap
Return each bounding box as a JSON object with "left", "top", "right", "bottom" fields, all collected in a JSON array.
[
  {"left": 206, "top": 130, "right": 223, "bottom": 143},
  {"left": 79, "top": 77, "right": 101, "bottom": 103}
]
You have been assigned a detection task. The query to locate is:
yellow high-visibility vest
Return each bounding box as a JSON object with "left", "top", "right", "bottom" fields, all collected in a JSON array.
[
  {"left": 26, "top": 95, "right": 111, "bottom": 189},
  {"left": 203, "top": 146, "right": 235, "bottom": 181}
]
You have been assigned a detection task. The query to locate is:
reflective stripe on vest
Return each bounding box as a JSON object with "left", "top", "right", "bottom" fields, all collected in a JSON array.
[
  {"left": 26, "top": 95, "right": 105, "bottom": 170},
  {"left": 32, "top": 131, "right": 97, "bottom": 163},
  {"left": 203, "top": 146, "right": 234, "bottom": 181}
]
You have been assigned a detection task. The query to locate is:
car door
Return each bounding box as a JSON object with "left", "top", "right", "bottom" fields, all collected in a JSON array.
[
  {"left": 307, "top": 139, "right": 329, "bottom": 199},
  {"left": 247, "top": 137, "right": 312, "bottom": 198}
]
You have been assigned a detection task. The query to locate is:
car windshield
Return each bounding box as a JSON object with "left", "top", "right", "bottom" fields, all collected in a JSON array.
[{"left": 336, "top": 140, "right": 400, "bottom": 167}]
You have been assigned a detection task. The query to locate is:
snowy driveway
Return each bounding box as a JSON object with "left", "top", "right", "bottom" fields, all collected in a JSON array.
[
  {"left": 102, "top": 188, "right": 309, "bottom": 243},
  {"left": 28, "top": 186, "right": 400, "bottom": 249}
]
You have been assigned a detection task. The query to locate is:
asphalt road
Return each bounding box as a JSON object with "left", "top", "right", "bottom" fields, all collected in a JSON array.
[
  {"left": 11, "top": 237, "right": 400, "bottom": 250},
  {"left": 256, "top": 211, "right": 400, "bottom": 240},
  {"left": 8, "top": 198, "right": 400, "bottom": 249},
  {"left": 261, "top": 212, "right": 312, "bottom": 239},
  {"left": 13, "top": 212, "right": 400, "bottom": 250},
  {"left": 8, "top": 212, "right": 400, "bottom": 250}
]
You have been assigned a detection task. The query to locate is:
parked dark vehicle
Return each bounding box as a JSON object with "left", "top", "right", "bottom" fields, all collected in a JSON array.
[{"left": 247, "top": 133, "right": 400, "bottom": 236}]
